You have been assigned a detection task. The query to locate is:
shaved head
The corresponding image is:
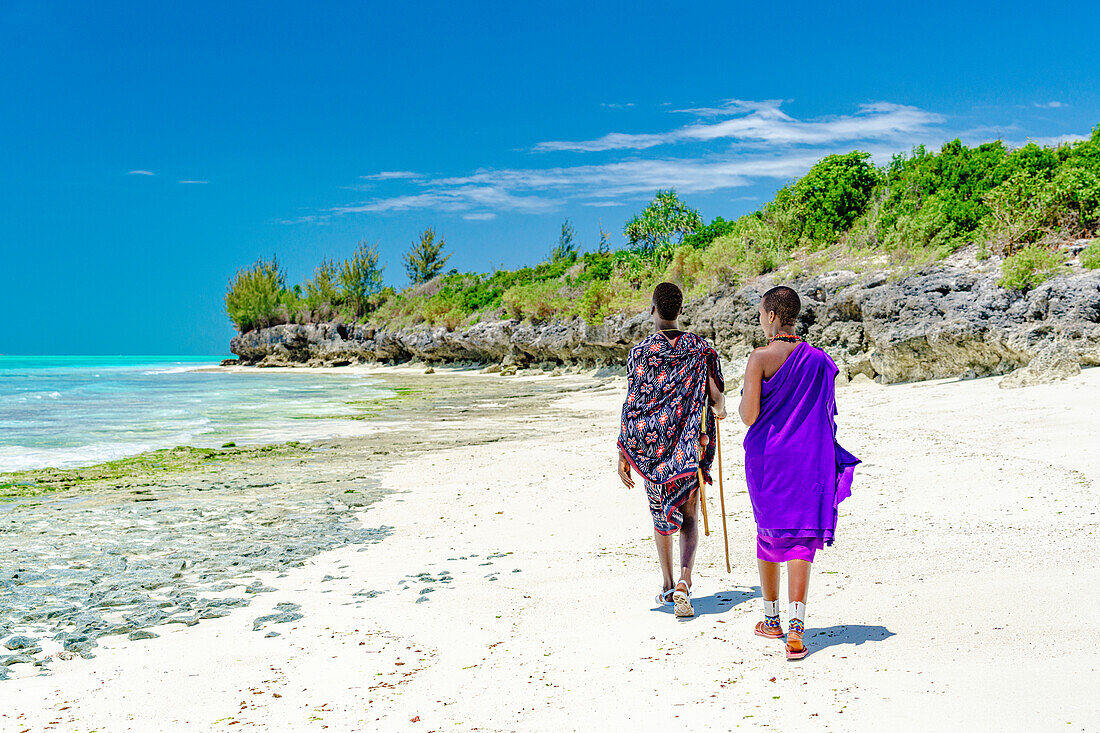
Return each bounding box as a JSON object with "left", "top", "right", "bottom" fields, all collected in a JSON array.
[
  {"left": 652, "top": 282, "right": 683, "bottom": 320},
  {"left": 761, "top": 286, "right": 800, "bottom": 327}
]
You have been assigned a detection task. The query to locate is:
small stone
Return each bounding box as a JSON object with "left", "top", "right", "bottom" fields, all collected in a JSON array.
[
  {"left": 1, "top": 654, "right": 35, "bottom": 666},
  {"left": 128, "top": 630, "right": 159, "bottom": 641},
  {"left": 3, "top": 635, "right": 37, "bottom": 651}
]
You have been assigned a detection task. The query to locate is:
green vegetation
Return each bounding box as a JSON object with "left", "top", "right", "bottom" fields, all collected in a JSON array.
[
  {"left": 226, "top": 126, "right": 1100, "bottom": 333},
  {"left": 999, "top": 244, "right": 1066, "bottom": 290},
  {"left": 623, "top": 189, "right": 704, "bottom": 252},
  {"left": 339, "top": 240, "right": 386, "bottom": 316},
  {"left": 1081, "top": 241, "right": 1100, "bottom": 269},
  {"left": 225, "top": 257, "right": 294, "bottom": 332},
  {"left": 403, "top": 227, "right": 452, "bottom": 284},
  {"left": 0, "top": 442, "right": 311, "bottom": 497}
]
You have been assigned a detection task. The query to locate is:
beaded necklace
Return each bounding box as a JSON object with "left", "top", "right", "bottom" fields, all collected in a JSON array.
[{"left": 768, "top": 333, "right": 803, "bottom": 345}]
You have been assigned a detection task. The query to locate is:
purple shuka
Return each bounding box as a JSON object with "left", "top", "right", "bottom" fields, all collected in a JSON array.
[
  {"left": 744, "top": 342, "right": 859, "bottom": 554},
  {"left": 618, "top": 332, "right": 723, "bottom": 534}
]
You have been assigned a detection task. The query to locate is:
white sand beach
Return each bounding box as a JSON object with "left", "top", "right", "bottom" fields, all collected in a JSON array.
[{"left": 5, "top": 367, "right": 1099, "bottom": 732}]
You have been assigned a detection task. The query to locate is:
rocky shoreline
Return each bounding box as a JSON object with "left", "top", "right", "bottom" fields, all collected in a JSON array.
[{"left": 230, "top": 250, "right": 1100, "bottom": 385}]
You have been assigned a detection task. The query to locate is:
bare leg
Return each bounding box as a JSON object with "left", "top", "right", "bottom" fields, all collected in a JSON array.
[
  {"left": 787, "top": 559, "right": 811, "bottom": 603},
  {"left": 653, "top": 532, "right": 675, "bottom": 592},
  {"left": 677, "top": 490, "right": 700, "bottom": 587},
  {"left": 784, "top": 559, "right": 811, "bottom": 657},
  {"left": 757, "top": 558, "right": 781, "bottom": 602}
]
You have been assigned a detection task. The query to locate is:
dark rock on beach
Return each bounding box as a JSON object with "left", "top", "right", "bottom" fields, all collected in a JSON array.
[{"left": 229, "top": 258, "right": 1100, "bottom": 384}]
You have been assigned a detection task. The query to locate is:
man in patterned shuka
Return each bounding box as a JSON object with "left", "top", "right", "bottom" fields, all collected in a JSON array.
[{"left": 617, "top": 282, "right": 726, "bottom": 618}]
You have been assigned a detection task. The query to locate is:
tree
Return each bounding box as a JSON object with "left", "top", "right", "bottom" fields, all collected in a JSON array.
[
  {"left": 225, "top": 256, "right": 289, "bottom": 332},
  {"left": 623, "top": 189, "right": 703, "bottom": 251},
  {"left": 550, "top": 219, "right": 578, "bottom": 262},
  {"left": 403, "top": 227, "right": 452, "bottom": 284},
  {"left": 339, "top": 241, "right": 385, "bottom": 316},
  {"left": 597, "top": 220, "right": 611, "bottom": 253},
  {"left": 303, "top": 258, "right": 341, "bottom": 318}
]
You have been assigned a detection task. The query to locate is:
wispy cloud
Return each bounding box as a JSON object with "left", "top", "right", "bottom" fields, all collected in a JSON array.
[
  {"left": 1020, "top": 133, "right": 1088, "bottom": 147},
  {"left": 127, "top": 170, "right": 155, "bottom": 176},
  {"left": 1034, "top": 101, "right": 1066, "bottom": 109},
  {"left": 179, "top": 179, "right": 208, "bottom": 184},
  {"left": 533, "top": 100, "right": 944, "bottom": 152},
  {"left": 328, "top": 150, "right": 840, "bottom": 219},
  {"left": 360, "top": 170, "right": 422, "bottom": 180},
  {"left": 310, "top": 99, "right": 953, "bottom": 221}
]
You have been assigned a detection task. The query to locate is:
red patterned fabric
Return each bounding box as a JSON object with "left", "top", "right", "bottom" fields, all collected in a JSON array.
[{"left": 617, "top": 332, "right": 724, "bottom": 488}]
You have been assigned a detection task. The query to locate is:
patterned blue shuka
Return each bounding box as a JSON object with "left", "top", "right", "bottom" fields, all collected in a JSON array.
[{"left": 618, "top": 332, "right": 724, "bottom": 533}]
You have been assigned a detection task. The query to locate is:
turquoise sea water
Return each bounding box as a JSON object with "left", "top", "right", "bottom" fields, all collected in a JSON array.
[{"left": 0, "top": 356, "right": 393, "bottom": 472}]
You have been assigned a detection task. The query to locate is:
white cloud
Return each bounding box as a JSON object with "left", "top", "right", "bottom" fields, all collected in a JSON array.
[
  {"left": 1034, "top": 101, "right": 1066, "bottom": 109},
  {"left": 329, "top": 186, "right": 560, "bottom": 217},
  {"left": 360, "top": 170, "right": 422, "bottom": 180},
  {"left": 127, "top": 170, "right": 155, "bottom": 176},
  {"left": 331, "top": 150, "right": 833, "bottom": 217},
  {"left": 179, "top": 180, "right": 208, "bottom": 184},
  {"left": 1017, "top": 133, "right": 1088, "bottom": 148},
  {"left": 312, "top": 99, "right": 959, "bottom": 221},
  {"left": 534, "top": 101, "right": 944, "bottom": 152}
]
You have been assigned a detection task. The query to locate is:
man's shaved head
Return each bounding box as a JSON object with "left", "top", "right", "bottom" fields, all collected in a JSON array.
[
  {"left": 652, "top": 282, "right": 683, "bottom": 320},
  {"left": 761, "top": 286, "right": 801, "bottom": 327}
]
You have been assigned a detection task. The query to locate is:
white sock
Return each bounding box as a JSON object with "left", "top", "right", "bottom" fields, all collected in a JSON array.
[{"left": 763, "top": 599, "right": 780, "bottom": 618}]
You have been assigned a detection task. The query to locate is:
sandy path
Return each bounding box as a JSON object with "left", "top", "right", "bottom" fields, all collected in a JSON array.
[{"left": 4, "top": 369, "right": 1098, "bottom": 732}]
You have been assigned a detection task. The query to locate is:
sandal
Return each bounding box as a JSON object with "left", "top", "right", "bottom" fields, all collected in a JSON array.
[
  {"left": 754, "top": 618, "right": 783, "bottom": 639},
  {"left": 654, "top": 588, "right": 675, "bottom": 606},
  {"left": 785, "top": 618, "right": 808, "bottom": 660},
  {"left": 672, "top": 580, "right": 693, "bottom": 618}
]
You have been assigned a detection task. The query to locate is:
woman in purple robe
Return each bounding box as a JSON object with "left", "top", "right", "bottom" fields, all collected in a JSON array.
[{"left": 739, "top": 286, "right": 859, "bottom": 660}]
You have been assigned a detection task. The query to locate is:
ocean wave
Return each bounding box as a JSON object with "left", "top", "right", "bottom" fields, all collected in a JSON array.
[
  {"left": 140, "top": 365, "right": 208, "bottom": 375},
  {"left": 0, "top": 442, "right": 158, "bottom": 472}
]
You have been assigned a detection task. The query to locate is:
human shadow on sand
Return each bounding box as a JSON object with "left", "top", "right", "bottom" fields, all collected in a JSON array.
[
  {"left": 804, "top": 624, "right": 895, "bottom": 656},
  {"left": 652, "top": 586, "right": 759, "bottom": 619}
]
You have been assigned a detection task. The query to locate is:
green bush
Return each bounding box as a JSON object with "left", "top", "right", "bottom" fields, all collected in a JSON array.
[
  {"left": 878, "top": 140, "right": 1008, "bottom": 253},
  {"left": 501, "top": 280, "right": 569, "bottom": 321},
  {"left": 1080, "top": 241, "right": 1100, "bottom": 269},
  {"left": 998, "top": 244, "right": 1065, "bottom": 290},
  {"left": 225, "top": 257, "right": 293, "bottom": 332},
  {"left": 776, "top": 152, "right": 881, "bottom": 249},
  {"left": 680, "top": 216, "right": 738, "bottom": 250}
]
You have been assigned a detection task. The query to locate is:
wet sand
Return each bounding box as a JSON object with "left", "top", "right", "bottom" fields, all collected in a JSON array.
[{"left": 3, "top": 366, "right": 1099, "bottom": 731}]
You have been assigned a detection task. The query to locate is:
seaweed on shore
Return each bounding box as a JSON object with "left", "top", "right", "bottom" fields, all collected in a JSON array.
[{"left": 0, "top": 442, "right": 312, "bottom": 497}]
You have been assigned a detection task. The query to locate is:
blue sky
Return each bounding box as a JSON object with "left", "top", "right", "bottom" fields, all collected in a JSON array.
[{"left": 2, "top": 1, "right": 1098, "bottom": 355}]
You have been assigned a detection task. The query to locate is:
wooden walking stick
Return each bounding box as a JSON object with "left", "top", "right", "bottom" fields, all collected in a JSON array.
[
  {"left": 696, "top": 401, "right": 710, "bottom": 537},
  {"left": 716, "top": 420, "right": 731, "bottom": 573}
]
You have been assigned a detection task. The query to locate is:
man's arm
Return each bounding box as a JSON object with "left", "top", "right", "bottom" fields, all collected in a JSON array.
[
  {"left": 738, "top": 351, "right": 765, "bottom": 426},
  {"left": 617, "top": 449, "right": 634, "bottom": 489},
  {"left": 707, "top": 374, "right": 727, "bottom": 419},
  {"left": 617, "top": 348, "right": 637, "bottom": 488}
]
